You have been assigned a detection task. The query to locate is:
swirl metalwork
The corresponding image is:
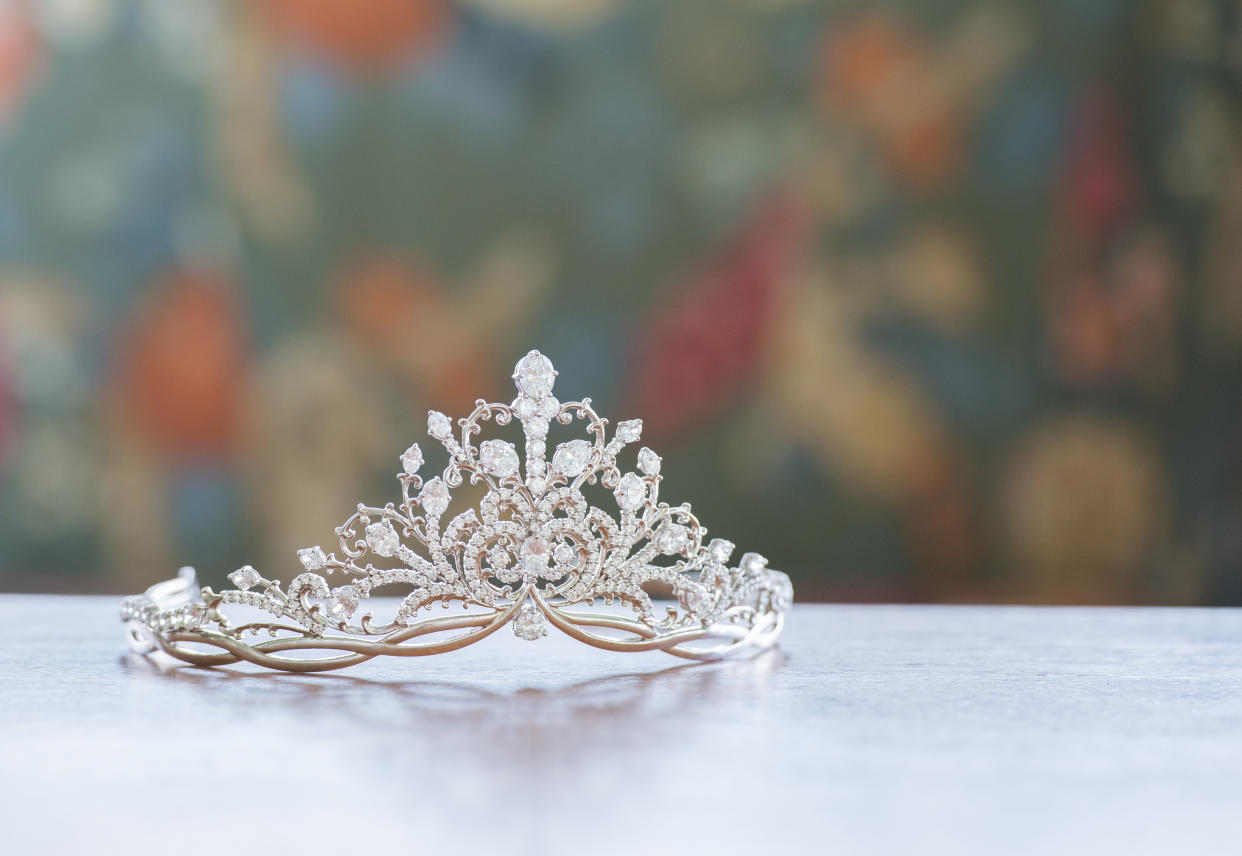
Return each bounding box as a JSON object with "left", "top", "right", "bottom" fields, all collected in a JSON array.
[{"left": 121, "top": 350, "right": 792, "bottom": 672}]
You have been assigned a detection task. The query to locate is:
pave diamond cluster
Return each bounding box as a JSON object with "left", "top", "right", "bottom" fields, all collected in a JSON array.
[{"left": 120, "top": 350, "right": 792, "bottom": 672}]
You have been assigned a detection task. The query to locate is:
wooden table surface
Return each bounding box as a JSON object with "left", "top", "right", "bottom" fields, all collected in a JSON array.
[{"left": 2, "top": 597, "right": 1240, "bottom": 855}]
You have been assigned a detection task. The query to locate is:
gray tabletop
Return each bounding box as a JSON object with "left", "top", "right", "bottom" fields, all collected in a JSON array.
[{"left": 2, "top": 597, "right": 1240, "bottom": 855}]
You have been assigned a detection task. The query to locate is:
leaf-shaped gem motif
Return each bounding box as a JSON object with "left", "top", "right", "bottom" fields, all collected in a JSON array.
[
  {"left": 297, "top": 546, "right": 327, "bottom": 570},
  {"left": 616, "top": 419, "right": 642, "bottom": 443},
  {"left": 637, "top": 447, "right": 661, "bottom": 475},
  {"left": 400, "top": 443, "right": 424, "bottom": 475},
  {"left": 229, "top": 566, "right": 260, "bottom": 590}
]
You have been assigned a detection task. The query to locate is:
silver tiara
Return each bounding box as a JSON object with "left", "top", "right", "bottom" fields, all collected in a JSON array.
[{"left": 121, "top": 350, "right": 792, "bottom": 672}]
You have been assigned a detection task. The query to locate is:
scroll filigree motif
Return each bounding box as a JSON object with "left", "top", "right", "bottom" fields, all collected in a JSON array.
[{"left": 121, "top": 351, "right": 792, "bottom": 672}]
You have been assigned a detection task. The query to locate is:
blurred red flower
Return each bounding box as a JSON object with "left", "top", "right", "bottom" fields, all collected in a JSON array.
[
  {"left": 624, "top": 196, "right": 803, "bottom": 442},
  {"left": 0, "top": 1, "right": 42, "bottom": 129}
]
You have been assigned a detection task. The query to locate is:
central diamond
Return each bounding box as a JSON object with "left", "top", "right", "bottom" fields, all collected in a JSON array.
[{"left": 521, "top": 535, "right": 552, "bottom": 577}]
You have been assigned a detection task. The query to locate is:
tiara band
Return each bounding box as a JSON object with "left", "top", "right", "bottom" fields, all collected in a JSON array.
[{"left": 121, "top": 350, "right": 792, "bottom": 672}]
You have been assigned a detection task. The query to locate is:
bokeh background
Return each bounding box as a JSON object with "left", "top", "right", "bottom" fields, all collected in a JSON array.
[{"left": 0, "top": 0, "right": 1239, "bottom": 604}]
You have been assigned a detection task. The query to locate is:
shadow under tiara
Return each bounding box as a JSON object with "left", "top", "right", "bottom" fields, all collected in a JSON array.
[{"left": 118, "top": 647, "right": 790, "bottom": 746}]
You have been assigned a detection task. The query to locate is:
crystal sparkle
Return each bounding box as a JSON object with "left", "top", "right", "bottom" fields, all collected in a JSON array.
[
  {"left": 297, "top": 546, "right": 327, "bottom": 571},
  {"left": 229, "top": 566, "right": 259, "bottom": 591},
  {"left": 401, "top": 443, "right": 424, "bottom": 475}
]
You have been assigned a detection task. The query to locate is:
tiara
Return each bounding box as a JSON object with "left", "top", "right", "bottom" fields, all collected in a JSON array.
[{"left": 121, "top": 350, "right": 792, "bottom": 672}]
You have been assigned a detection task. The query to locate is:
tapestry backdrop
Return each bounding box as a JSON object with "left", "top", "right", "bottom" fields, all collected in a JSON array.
[{"left": 0, "top": 0, "right": 1239, "bottom": 603}]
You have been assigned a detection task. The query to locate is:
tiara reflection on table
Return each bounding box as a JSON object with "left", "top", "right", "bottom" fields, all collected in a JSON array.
[{"left": 121, "top": 350, "right": 792, "bottom": 672}]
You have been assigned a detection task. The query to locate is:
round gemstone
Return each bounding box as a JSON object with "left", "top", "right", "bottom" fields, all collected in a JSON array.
[
  {"left": 366, "top": 521, "right": 400, "bottom": 557},
  {"left": 297, "top": 546, "right": 327, "bottom": 570},
  {"left": 526, "top": 417, "right": 549, "bottom": 439},
  {"left": 552, "top": 439, "right": 592, "bottom": 478},
  {"left": 513, "top": 351, "right": 556, "bottom": 398},
  {"left": 614, "top": 473, "right": 646, "bottom": 511},
  {"left": 514, "top": 396, "right": 537, "bottom": 419},
  {"left": 512, "top": 605, "right": 548, "bottom": 641},
  {"left": 654, "top": 522, "right": 689, "bottom": 555},
  {"left": 538, "top": 396, "right": 560, "bottom": 419},
  {"left": 427, "top": 411, "right": 452, "bottom": 439},
  {"left": 553, "top": 542, "right": 576, "bottom": 566},
  {"left": 741, "top": 552, "right": 768, "bottom": 574},
  {"left": 328, "top": 586, "right": 359, "bottom": 620},
  {"left": 680, "top": 583, "right": 709, "bottom": 615},
  {"left": 521, "top": 535, "right": 552, "bottom": 577},
  {"left": 771, "top": 574, "right": 793, "bottom": 610},
  {"left": 419, "top": 478, "right": 451, "bottom": 516},
  {"left": 637, "top": 447, "right": 661, "bottom": 476},
  {"left": 479, "top": 439, "right": 519, "bottom": 479},
  {"left": 400, "top": 443, "right": 424, "bottom": 475},
  {"left": 229, "top": 566, "right": 260, "bottom": 591},
  {"left": 487, "top": 545, "right": 511, "bottom": 569},
  {"left": 448, "top": 508, "right": 479, "bottom": 533},
  {"left": 184, "top": 604, "right": 206, "bottom": 628},
  {"left": 707, "top": 538, "right": 735, "bottom": 565}
]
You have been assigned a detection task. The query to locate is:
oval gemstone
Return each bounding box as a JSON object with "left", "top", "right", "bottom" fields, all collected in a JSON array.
[
  {"left": 328, "top": 586, "right": 359, "bottom": 619},
  {"left": 513, "top": 351, "right": 556, "bottom": 398},
  {"left": 427, "top": 411, "right": 452, "bottom": 439},
  {"left": 654, "top": 522, "right": 689, "bottom": 555},
  {"left": 553, "top": 439, "right": 592, "bottom": 477},
  {"left": 400, "top": 443, "right": 424, "bottom": 475},
  {"left": 637, "top": 447, "right": 661, "bottom": 476},
  {"left": 479, "top": 439, "right": 519, "bottom": 478},
  {"left": 418, "top": 478, "right": 451, "bottom": 516},
  {"left": 521, "top": 535, "right": 552, "bottom": 577},
  {"left": 366, "top": 521, "right": 400, "bottom": 557},
  {"left": 614, "top": 473, "right": 646, "bottom": 511}
]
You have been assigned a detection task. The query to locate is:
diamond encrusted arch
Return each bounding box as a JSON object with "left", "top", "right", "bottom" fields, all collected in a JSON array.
[{"left": 121, "top": 351, "right": 792, "bottom": 671}]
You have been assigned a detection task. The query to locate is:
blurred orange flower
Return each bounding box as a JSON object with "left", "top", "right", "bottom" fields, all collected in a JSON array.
[
  {"left": 115, "top": 270, "right": 247, "bottom": 458},
  {"left": 334, "top": 253, "right": 494, "bottom": 411},
  {"left": 820, "top": 8, "right": 1027, "bottom": 192},
  {"left": 821, "top": 14, "right": 959, "bottom": 190},
  {"left": 260, "top": 0, "right": 451, "bottom": 74}
]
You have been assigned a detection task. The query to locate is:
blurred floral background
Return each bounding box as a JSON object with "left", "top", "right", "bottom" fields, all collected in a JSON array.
[{"left": 0, "top": 0, "right": 1239, "bottom": 604}]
